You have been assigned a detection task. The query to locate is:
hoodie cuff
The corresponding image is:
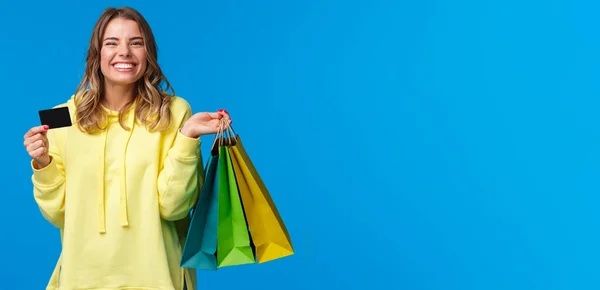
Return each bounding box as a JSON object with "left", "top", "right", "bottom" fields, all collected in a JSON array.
[
  {"left": 31, "top": 158, "right": 63, "bottom": 186},
  {"left": 171, "top": 130, "right": 201, "bottom": 160}
]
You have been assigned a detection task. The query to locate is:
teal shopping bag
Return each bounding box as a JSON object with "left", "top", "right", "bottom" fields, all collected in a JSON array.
[{"left": 180, "top": 154, "right": 219, "bottom": 270}]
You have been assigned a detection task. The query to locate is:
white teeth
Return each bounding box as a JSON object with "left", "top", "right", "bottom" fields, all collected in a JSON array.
[{"left": 114, "top": 63, "right": 134, "bottom": 69}]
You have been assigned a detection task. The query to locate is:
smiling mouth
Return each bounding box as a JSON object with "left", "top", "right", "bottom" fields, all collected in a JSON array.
[{"left": 113, "top": 63, "right": 136, "bottom": 71}]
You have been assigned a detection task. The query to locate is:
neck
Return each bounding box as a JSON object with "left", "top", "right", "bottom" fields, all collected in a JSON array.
[{"left": 102, "top": 82, "right": 136, "bottom": 111}]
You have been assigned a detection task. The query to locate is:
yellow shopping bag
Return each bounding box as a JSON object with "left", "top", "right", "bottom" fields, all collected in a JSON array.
[{"left": 226, "top": 131, "right": 294, "bottom": 263}]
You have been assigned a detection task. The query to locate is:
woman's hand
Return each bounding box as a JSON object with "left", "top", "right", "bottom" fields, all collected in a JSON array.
[
  {"left": 180, "top": 109, "right": 232, "bottom": 138},
  {"left": 24, "top": 125, "right": 52, "bottom": 169}
]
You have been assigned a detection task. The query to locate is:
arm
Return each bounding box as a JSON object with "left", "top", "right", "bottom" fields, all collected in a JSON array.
[
  {"left": 31, "top": 129, "right": 66, "bottom": 228},
  {"left": 157, "top": 102, "right": 203, "bottom": 221}
]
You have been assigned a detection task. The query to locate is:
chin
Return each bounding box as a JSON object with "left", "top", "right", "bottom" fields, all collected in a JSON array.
[{"left": 108, "top": 74, "right": 143, "bottom": 86}]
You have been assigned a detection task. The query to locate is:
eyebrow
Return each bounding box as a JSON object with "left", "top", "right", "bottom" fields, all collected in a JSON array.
[{"left": 103, "top": 36, "right": 144, "bottom": 41}]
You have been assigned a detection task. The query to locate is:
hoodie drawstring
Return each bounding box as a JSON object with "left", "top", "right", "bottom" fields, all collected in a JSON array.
[
  {"left": 120, "top": 111, "right": 134, "bottom": 227},
  {"left": 99, "top": 128, "right": 107, "bottom": 233},
  {"left": 98, "top": 106, "right": 135, "bottom": 233}
]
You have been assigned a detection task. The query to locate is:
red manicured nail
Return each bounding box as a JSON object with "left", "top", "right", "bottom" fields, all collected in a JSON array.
[
  {"left": 218, "top": 109, "right": 223, "bottom": 112},
  {"left": 43, "top": 125, "right": 49, "bottom": 130}
]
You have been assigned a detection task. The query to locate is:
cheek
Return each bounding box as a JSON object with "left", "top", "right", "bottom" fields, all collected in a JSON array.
[
  {"left": 136, "top": 52, "right": 148, "bottom": 73},
  {"left": 138, "top": 62, "right": 147, "bottom": 74},
  {"left": 100, "top": 49, "right": 113, "bottom": 69}
]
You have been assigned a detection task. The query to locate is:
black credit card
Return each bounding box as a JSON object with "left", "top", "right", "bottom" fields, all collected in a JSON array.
[{"left": 39, "top": 106, "right": 72, "bottom": 129}]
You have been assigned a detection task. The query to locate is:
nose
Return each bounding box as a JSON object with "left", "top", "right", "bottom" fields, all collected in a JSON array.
[{"left": 117, "top": 44, "right": 131, "bottom": 57}]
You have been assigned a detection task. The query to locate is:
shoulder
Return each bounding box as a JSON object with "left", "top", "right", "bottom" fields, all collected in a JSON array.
[
  {"left": 169, "top": 96, "right": 192, "bottom": 113},
  {"left": 168, "top": 96, "right": 194, "bottom": 123}
]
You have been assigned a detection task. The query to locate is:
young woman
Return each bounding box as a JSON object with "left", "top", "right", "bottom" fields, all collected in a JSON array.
[{"left": 22, "top": 6, "right": 227, "bottom": 290}]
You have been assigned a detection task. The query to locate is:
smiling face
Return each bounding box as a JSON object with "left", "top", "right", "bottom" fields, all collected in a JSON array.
[{"left": 99, "top": 17, "right": 147, "bottom": 88}]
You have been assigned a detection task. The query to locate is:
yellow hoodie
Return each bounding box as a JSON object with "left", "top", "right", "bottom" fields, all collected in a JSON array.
[{"left": 31, "top": 95, "right": 202, "bottom": 290}]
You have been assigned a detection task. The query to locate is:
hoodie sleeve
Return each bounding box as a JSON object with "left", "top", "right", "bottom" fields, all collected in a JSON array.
[
  {"left": 156, "top": 99, "right": 203, "bottom": 221},
  {"left": 31, "top": 128, "right": 66, "bottom": 229}
]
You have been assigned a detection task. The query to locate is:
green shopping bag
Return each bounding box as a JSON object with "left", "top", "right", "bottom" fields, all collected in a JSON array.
[{"left": 216, "top": 139, "right": 256, "bottom": 267}]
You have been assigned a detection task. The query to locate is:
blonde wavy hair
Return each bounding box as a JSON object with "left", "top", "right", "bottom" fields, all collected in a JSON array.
[{"left": 74, "top": 6, "right": 174, "bottom": 134}]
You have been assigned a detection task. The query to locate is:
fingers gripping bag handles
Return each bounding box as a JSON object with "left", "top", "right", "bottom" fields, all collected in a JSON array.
[{"left": 224, "top": 124, "right": 294, "bottom": 263}]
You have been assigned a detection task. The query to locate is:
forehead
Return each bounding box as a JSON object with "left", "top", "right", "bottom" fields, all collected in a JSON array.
[{"left": 103, "top": 18, "right": 142, "bottom": 38}]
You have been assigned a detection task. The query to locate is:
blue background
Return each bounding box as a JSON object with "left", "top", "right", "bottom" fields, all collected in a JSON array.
[{"left": 1, "top": 0, "right": 598, "bottom": 289}]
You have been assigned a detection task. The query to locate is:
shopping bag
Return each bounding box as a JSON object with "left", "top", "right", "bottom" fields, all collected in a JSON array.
[
  {"left": 216, "top": 141, "right": 256, "bottom": 267},
  {"left": 228, "top": 133, "right": 294, "bottom": 263},
  {"left": 180, "top": 154, "right": 219, "bottom": 270}
]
